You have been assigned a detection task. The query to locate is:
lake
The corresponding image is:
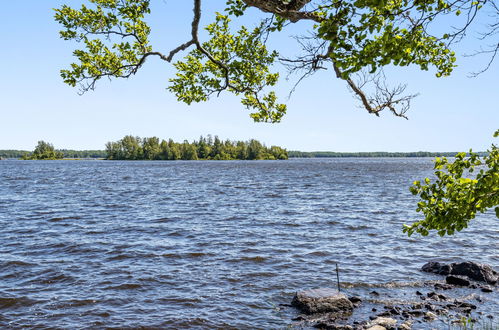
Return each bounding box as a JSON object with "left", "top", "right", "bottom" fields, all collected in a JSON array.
[{"left": 0, "top": 159, "right": 497, "bottom": 328}]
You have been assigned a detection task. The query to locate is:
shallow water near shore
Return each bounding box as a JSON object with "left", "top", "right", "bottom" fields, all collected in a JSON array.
[{"left": 0, "top": 158, "right": 497, "bottom": 328}]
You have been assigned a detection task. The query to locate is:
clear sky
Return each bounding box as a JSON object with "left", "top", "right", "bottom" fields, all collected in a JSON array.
[{"left": 0, "top": 1, "right": 497, "bottom": 152}]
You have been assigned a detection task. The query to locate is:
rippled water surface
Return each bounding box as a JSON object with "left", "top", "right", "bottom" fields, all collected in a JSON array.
[{"left": 0, "top": 159, "right": 497, "bottom": 328}]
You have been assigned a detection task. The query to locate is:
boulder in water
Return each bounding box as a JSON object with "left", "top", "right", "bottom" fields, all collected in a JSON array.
[
  {"left": 292, "top": 288, "right": 354, "bottom": 314},
  {"left": 421, "top": 261, "right": 498, "bottom": 285}
]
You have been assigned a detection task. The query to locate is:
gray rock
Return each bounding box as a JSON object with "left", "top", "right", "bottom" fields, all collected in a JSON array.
[
  {"left": 366, "top": 326, "right": 386, "bottom": 330},
  {"left": 422, "top": 261, "right": 498, "bottom": 284},
  {"left": 398, "top": 321, "right": 412, "bottom": 330},
  {"left": 369, "top": 317, "right": 397, "bottom": 329},
  {"left": 423, "top": 311, "right": 437, "bottom": 321},
  {"left": 292, "top": 288, "right": 354, "bottom": 314}
]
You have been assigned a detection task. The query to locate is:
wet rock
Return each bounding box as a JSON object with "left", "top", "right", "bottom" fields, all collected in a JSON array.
[
  {"left": 385, "top": 306, "right": 401, "bottom": 315},
  {"left": 292, "top": 288, "right": 354, "bottom": 314},
  {"left": 435, "top": 308, "right": 448, "bottom": 316},
  {"left": 452, "top": 261, "right": 498, "bottom": 284},
  {"left": 423, "top": 311, "right": 437, "bottom": 321},
  {"left": 370, "top": 290, "right": 380, "bottom": 296},
  {"left": 407, "top": 310, "right": 424, "bottom": 317},
  {"left": 434, "top": 283, "right": 453, "bottom": 290},
  {"left": 348, "top": 296, "right": 362, "bottom": 307},
  {"left": 377, "top": 311, "right": 392, "bottom": 317},
  {"left": 481, "top": 286, "right": 493, "bottom": 293},
  {"left": 424, "top": 303, "right": 436, "bottom": 311},
  {"left": 398, "top": 321, "right": 412, "bottom": 330},
  {"left": 415, "top": 291, "right": 423, "bottom": 296},
  {"left": 366, "top": 326, "right": 386, "bottom": 330},
  {"left": 446, "top": 275, "right": 470, "bottom": 286},
  {"left": 422, "top": 261, "right": 452, "bottom": 275},
  {"left": 313, "top": 322, "right": 352, "bottom": 330},
  {"left": 455, "top": 301, "right": 477, "bottom": 310},
  {"left": 422, "top": 261, "right": 498, "bottom": 285},
  {"left": 427, "top": 291, "right": 447, "bottom": 301},
  {"left": 368, "top": 317, "right": 397, "bottom": 330}
]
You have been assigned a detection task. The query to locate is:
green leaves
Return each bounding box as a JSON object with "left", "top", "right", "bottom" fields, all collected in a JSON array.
[
  {"left": 55, "top": 0, "right": 485, "bottom": 121},
  {"left": 168, "top": 14, "right": 286, "bottom": 123},
  {"left": 55, "top": 0, "right": 152, "bottom": 90},
  {"left": 404, "top": 130, "right": 499, "bottom": 236},
  {"left": 317, "top": 1, "right": 457, "bottom": 79}
]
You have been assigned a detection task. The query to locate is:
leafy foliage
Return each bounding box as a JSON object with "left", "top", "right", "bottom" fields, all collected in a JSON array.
[
  {"left": 54, "top": 0, "right": 152, "bottom": 91},
  {"left": 404, "top": 130, "right": 499, "bottom": 236},
  {"left": 169, "top": 14, "right": 285, "bottom": 123},
  {"left": 55, "top": 0, "right": 490, "bottom": 121}
]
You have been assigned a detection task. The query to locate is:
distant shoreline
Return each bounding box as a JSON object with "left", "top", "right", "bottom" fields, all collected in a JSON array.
[
  {"left": 1, "top": 150, "right": 488, "bottom": 160},
  {"left": 288, "top": 151, "right": 488, "bottom": 158}
]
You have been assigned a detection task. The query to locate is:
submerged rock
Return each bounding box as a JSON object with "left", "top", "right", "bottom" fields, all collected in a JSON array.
[
  {"left": 292, "top": 288, "right": 354, "bottom": 315},
  {"left": 422, "top": 261, "right": 498, "bottom": 284}
]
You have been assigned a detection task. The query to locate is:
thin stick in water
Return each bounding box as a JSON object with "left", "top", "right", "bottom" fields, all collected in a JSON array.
[{"left": 336, "top": 263, "right": 340, "bottom": 292}]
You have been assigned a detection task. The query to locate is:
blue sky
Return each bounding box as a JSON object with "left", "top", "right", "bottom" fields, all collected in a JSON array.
[{"left": 0, "top": 1, "right": 497, "bottom": 151}]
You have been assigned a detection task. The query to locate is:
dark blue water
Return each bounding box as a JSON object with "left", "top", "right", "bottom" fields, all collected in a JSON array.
[{"left": 0, "top": 159, "right": 497, "bottom": 328}]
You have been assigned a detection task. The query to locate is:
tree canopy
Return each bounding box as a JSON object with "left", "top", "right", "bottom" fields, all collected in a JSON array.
[
  {"left": 404, "top": 130, "right": 499, "bottom": 236},
  {"left": 55, "top": 0, "right": 497, "bottom": 122},
  {"left": 22, "top": 141, "right": 64, "bottom": 160},
  {"left": 105, "top": 135, "right": 288, "bottom": 160}
]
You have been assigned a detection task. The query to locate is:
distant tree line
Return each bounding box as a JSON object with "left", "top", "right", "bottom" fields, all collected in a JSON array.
[
  {"left": 287, "top": 151, "right": 488, "bottom": 158},
  {"left": 0, "top": 148, "right": 106, "bottom": 159},
  {"left": 105, "top": 135, "right": 288, "bottom": 160},
  {"left": 58, "top": 149, "right": 107, "bottom": 158},
  {"left": 0, "top": 150, "right": 30, "bottom": 159}
]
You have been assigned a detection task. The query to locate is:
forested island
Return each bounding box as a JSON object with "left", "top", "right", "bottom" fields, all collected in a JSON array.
[{"left": 105, "top": 135, "right": 288, "bottom": 160}]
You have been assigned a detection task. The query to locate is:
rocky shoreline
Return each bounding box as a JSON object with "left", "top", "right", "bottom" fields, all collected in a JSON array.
[{"left": 288, "top": 261, "right": 498, "bottom": 329}]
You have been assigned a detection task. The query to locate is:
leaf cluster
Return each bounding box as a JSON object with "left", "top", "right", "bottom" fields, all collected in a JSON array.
[
  {"left": 168, "top": 13, "right": 285, "bottom": 123},
  {"left": 54, "top": 0, "right": 152, "bottom": 90},
  {"left": 404, "top": 130, "right": 499, "bottom": 236}
]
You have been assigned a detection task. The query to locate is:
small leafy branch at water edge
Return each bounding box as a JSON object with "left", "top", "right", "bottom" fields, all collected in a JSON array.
[{"left": 404, "top": 130, "right": 499, "bottom": 237}]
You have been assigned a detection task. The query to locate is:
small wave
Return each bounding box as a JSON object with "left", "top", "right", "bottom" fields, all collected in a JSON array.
[
  {"left": 106, "top": 283, "right": 142, "bottom": 290},
  {"left": 306, "top": 251, "right": 330, "bottom": 257},
  {"left": 341, "top": 280, "right": 438, "bottom": 289},
  {"left": 282, "top": 222, "right": 300, "bottom": 227},
  {"left": 152, "top": 217, "right": 171, "bottom": 223},
  {"left": 159, "top": 317, "right": 237, "bottom": 329},
  {"left": 280, "top": 210, "right": 299, "bottom": 215},
  {"left": 227, "top": 256, "right": 268, "bottom": 263},
  {"left": 48, "top": 216, "right": 82, "bottom": 222},
  {"left": 0, "top": 297, "right": 39, "bottom": 309},
  {"left": 38, "top": 273, "right": 75, "bottom": 285},
  {"left": 345, "top": 224, "right": 370, "bottom": 231},
  {"left": 185, "top": 252, "right": 210, "bottom": 258},
  {"left": 1, "top": 260, "right": 35, "bottom": 268},
  {"left": 162, "top": 253, "right": 181, "bottom": 259}
]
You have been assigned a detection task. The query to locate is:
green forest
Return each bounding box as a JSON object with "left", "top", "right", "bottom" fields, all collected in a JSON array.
[
  {"left": 287, "top": 151, "right": 489, "bottom": 158},
  {"left": 105, "top": 135, "right": 288, "bottom": 160},
  {"left": 0, "top": 149, "right": 106, "bottom": 159}
]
